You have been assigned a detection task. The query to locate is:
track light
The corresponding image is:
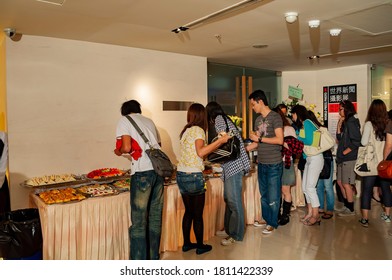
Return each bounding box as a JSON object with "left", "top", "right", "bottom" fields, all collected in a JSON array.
[
  {"left": 171, "top": 26, "right": 189, "bottom": 34},
  {"left": 171, "top": 0, "right": 261, "bottom": 33}
]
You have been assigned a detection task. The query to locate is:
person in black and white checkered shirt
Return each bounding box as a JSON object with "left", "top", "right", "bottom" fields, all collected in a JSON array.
[{"left": 206, "top": 102, "right": 251, "bottom": 246}]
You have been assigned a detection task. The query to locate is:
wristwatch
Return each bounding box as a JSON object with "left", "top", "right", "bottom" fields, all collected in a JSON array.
[{"left": 258, "top": 137, "right": 263, "bottom": 143}]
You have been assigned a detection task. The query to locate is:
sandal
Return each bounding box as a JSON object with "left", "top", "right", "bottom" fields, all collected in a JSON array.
[
  {"left": 303, "top": 216, "right": 321, "bottom": 226},
  {"left": 322, "top": 212, "right": 333, "bottom": 219}
]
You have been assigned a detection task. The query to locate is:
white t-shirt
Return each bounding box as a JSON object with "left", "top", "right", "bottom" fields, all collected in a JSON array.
[{"left": 116, "top": 114, "right": 161, "bottom": 175}]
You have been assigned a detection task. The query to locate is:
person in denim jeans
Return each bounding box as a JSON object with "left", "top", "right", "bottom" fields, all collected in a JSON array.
[
  {"left": 246, "top": 90, "right": 283, "bottom": 235},
  {"left": 206, "top": 101, "right": 251, "bottom": 245},
  {"left": 316, "top": 158, "right": 335, "bottom": 219},
  {"left": 177, "top": 103, "right": 230, "bottom": 254},
  {"left": 114, "top": 99, "right": 164, "bottom": 260}
]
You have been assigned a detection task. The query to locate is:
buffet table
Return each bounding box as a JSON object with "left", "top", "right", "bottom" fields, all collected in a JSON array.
[{"left": 30, "top": 171, "right": 261, "bottom": 259}]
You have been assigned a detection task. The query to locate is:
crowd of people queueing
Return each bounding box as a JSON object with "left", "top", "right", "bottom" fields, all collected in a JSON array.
[{"left": 114, "top": 91, "right": 392, "bottom": 260}]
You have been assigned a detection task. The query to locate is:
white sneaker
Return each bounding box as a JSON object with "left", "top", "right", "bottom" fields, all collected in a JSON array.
[
  {"left": 262, "top": 225, "right": 274, "bottom": 235},
  {"left": 216, "top": 230, "right": 228, "bottom": 237},
  {"left": 221, "top": 236, "right": 236, "bottom": 246},
  {"left": 253, "top": 220, "right": 267, "bottom": 227},
  {"left": 381, "top": 212, "right": 391, "bottom": 223},
  {"left": 337, "top": 208, "right": 355, "bottom": 217}
]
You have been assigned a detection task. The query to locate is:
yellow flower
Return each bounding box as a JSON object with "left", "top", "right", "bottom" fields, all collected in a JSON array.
[{"left": 228, "top": 115, "right": 242, "bottom": 127}]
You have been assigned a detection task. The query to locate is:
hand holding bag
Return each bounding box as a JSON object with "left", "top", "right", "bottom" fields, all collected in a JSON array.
[
  {"left": 126, "top": 116, "right": 174, "bottom": 177},
  {"left": 207, "top": 116, "right": 240, "bottom": 164},
  {"left": 303, "top": 126, "right": 335, "bottom": 156}
]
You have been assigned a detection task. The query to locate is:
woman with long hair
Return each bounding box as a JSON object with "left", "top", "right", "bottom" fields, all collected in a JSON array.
[
  {"left": 177, "top": 103, "right": 230, "bottom": 254},
  {"left": 291, "top": 104, "right": 324, "bottom": 226},
  {"left": 336, "top": 100, "right": 361, "bottom": 217},
  {"left": 358, "top": 99, "right": 392, "bottom": 227},
  {"left": 206, "top": 101, "right": 251, "bottom": 245},
  {"left": 307, "top": 111, "right": 335, "bottom": 220}
]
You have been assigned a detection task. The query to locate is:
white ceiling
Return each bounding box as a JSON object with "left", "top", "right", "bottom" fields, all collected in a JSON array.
[{"left": 1, "top": 0, "right": 392, "bottom": 71}]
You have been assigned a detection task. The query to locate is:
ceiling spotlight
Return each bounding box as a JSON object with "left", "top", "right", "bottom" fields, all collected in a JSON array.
[
  {"left": 285, "top": 12, "right": 298, "bottom": 24},
  {"left": 171, "top": 26, "right": 189, "bottom": 34},
  {"left": 329, "top": 28, "right": 342, "bottom": 36},
  {"left": 308, "top": 20, "right": 320, "bottom": 28}
]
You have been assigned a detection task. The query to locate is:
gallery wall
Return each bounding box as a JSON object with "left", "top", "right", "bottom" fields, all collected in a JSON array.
[{"left": 6, "top": 36, "right": 207, "bottom": 209}]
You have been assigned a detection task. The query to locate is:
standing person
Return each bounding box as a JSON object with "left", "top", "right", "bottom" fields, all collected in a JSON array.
[
  {"left": 206, "top": 101, "right": 251, "bottom": 245},
  {"left": 291, "top": 105, "right": 324, "bottom": 226},
  {"left": 0, "top": 131, "right": 10, "bottom": 215},
  {"left": 336, "top": 100, "right": 362, "bottom": 217},
  {"left": 384, "top": 115, "right": 392, "bottom": 236},
  {"left": 277, "top": 103, "right": 293, "bottom": 124},
  {"left": 114, "top": 99, "right": 164, "bottom": 260},
  {"left": 307, "top": 110, "right": 335, "bottom": 219},
  {"left": 358, "top": 99, "right": 392, "bottom": 227},
  {"left": 245, "top": 90, "right": 283, "bottom": 234},
  {"left": 273, "top": 107, "right": 302, "bottom": 226},
  {"left": 177, "top": 103, "right": 230, "bottom": 254}
]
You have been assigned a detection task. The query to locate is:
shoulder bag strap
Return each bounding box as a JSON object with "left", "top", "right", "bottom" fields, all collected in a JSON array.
[
  {"left": 222, "top": 115, "right": 230, "bottom": 133},
  {"left": 125, "top": 115, "right": 153, "bottom": 149}
]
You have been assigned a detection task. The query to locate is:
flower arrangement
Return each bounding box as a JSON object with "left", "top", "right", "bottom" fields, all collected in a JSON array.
[
  {"left": 283, "top": 98, "right": 323, "bottom": 125},
  {"left": 228, "top": 115, "right": 242, "bottom": 127}
]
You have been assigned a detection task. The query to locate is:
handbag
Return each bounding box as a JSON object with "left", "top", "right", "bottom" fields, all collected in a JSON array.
[
  {"left": 207, "top": 116, "right": 241, "bottom": 164},
  {"left": 126, "top": 116, "right": 174, "bottom": 177},
  {"left": 303, "top": 126, "right": 335, "bottom": 156},
  {"left": 377, "top": 151, "right": 392, "bottom": 179},
  {"left": 354, "top": 130, "right": 383, "bottom": 177}
]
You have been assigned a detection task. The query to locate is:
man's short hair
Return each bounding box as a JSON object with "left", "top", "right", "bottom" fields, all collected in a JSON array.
[
  {"left": 121, "top": 100, "right": 142, "bottom": 115},
  {"left": 248, "top": 89, "right": 269, "bottom": 106}
]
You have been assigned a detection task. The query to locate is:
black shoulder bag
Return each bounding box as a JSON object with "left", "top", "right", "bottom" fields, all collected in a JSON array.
[
  {"left": 207, "top": 116, "right": 241, "bottom": 164},
  {"left": 125, "top": 116, "right": 174, "bottom": 178}
]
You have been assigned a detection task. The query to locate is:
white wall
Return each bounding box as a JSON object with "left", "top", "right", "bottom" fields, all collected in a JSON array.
[
  {"left": 282, "top": 65, "right": 370, "bottom": 125},
  {"left": 6, "top": 36, "right": 207, "bottom": 210}
]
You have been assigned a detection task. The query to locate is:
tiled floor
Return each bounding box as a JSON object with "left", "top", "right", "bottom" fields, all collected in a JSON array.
[{"left": 161, "top": 199, "right": 392, "bottom": 260}]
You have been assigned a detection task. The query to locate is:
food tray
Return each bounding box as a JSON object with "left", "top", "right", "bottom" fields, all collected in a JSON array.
[
  {"left": 88, "top": 173, "right": 130, "bottom": 184},
  {"left": 21, "top": 175, "right": 89, "bottom": 189},
  {"left": 111, "top": 179, "right": 130, "bottom": 190},
  {"left": 76, "top": 184, "right": 119, "bottom": 197},
  {"left": 36, "top": 187, "right": 87, "bottom": 205}
]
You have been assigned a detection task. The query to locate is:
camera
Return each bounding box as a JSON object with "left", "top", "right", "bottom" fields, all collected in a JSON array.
[{"left": 4, "top": 28, "right": 16, "bottom": 38}]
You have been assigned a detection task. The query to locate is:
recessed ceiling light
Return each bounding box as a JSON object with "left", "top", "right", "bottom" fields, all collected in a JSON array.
[
  {"left": 330, "top": 29, "right": 342, "bottom": 36},
  {"left": 308, "top": 20, "right": 320, "bottom": 28}
]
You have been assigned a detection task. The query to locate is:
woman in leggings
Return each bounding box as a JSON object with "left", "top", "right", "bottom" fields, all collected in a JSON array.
[{"left": 177, "top": 103, "right": 230, "bottom": 254}]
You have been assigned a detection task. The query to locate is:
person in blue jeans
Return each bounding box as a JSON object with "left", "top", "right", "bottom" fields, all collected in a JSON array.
[
  {"left": 177, "top": 103, "right": 230, "bottom": 254},
  {"left": 206, "top": 101, "right": 251, "bottom": 245},
  {"left": 316, "top": 154, "right": 335, "bottom": 219},
  {"left": 246, "top": 90, "right": 284, "bottom": 235},
  {"left": 114, "top": 99, "right": 164, "bottom": 260}
]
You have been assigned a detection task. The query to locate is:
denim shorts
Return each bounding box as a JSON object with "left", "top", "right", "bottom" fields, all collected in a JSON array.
[{"left": 176, "top": 171, "right": 206, "bottom": 196}]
